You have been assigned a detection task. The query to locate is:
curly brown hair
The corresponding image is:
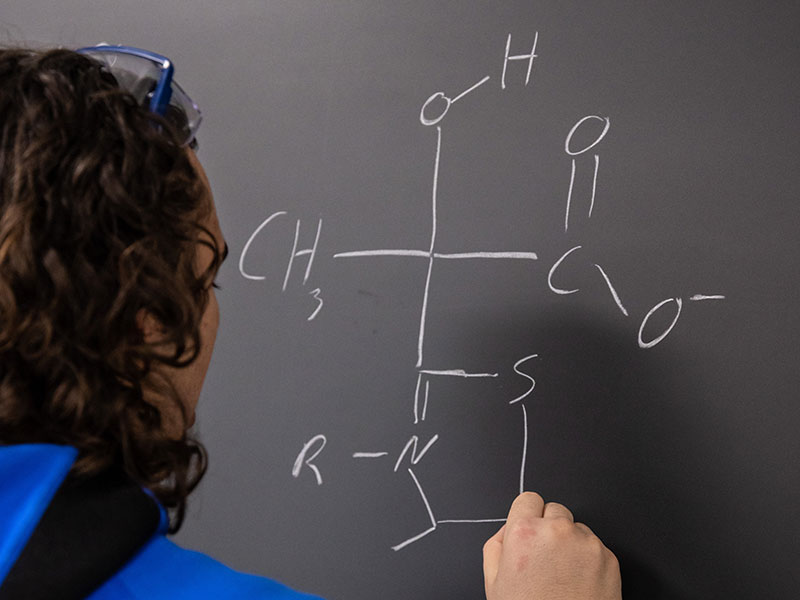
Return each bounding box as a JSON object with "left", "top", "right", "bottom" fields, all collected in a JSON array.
[{"left": 0, "top": 47, "right": 221, "bottom": 532}]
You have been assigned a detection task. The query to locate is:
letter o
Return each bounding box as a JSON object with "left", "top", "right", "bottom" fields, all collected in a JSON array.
[
  {"left": 419, "top": 92, "right": 452, "bottom": 126},
  {"left": 638, "top": 298, "right": 683, "bottom": 349},
  {"left": 565, "top": 115, "right": 611, "bottom": 156}
]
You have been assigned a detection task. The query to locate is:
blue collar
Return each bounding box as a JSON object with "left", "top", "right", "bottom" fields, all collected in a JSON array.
[{"left": 0, "top": 443, "right": 78, "bottom": 584}]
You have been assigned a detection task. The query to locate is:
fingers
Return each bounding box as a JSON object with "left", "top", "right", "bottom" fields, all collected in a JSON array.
[
  {"left": 506, "top": 491, "right": 545, "bottom": 528},
  {"left": 543, "top": 501, "right": 574, "bottom": 522},
  {"left": 490, "top": 523, "right": 507, "bottom": 544},
  {"left": 484, "top": 493, "right": 544, "bottom": 588},
  {"left": 485, "top": 492, "right": 580, "bottom": 589},
  {"left": 543, "top": 501, "right": 596, "bottom": 538},
  {"left": 482, "top": 524, "right": 505, "bottom": 587},
  {"left": 484, "top": 493, "right": 621, "bottom": 600}
]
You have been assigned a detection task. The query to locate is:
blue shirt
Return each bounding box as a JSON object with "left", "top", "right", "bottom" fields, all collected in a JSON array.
[{"left": 0, "top": 443, "right": 322, "bottom": 599}]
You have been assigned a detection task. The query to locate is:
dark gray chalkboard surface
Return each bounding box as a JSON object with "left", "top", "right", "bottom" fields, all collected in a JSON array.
[{"left": 4, "top": 2, "right": 799, "bottom": 598}]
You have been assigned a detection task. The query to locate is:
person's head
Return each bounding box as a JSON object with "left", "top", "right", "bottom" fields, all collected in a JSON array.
[{"left": 0, "top": 46, "right": 225, "bottom": 530}]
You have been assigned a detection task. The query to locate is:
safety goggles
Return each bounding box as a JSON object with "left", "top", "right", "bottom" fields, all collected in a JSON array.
[{"left": 76, "top": 45, "right": 201, "bottom": 148}]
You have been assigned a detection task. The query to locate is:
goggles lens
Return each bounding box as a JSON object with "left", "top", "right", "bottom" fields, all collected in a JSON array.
[
  {"left": 78, "top": 47, "right": 201, "bottom": 147},
  {"left": 163, "top": 79, "right": 202, "bottom": 148}
]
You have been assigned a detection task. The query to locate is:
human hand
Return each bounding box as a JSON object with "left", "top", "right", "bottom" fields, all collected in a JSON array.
[{"left": 483, "top": 492, "right": 621, "bottom": 600}]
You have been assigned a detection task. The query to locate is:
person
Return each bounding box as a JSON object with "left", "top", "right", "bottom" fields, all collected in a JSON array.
[{"left": 0, "top": 46, "right": 621, "bottom": 599}]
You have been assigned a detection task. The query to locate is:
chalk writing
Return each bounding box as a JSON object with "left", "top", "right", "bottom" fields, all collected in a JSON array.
[
  {"left": 263, "top": 31, "right": 727, "bottom": 551},
  {"left": 308, "top": 288, "right": 323, "bottom": 321},
  {"left": 292, "top": 434, "right": 327, "bottom": 486},
  {"left": 564, "top": 116, "right": 609, "bottom": 231},
  {"left": 334, "top": 35, "right": 543, "bottom": 550},
  {"left": 501, "top": 32, "right": 539, "bottom": 89},
  {"left": 510, "top": 355, "right": 538, "bottom": 405},
  {"left": 393, "top": 434, "right": 439, "bottom": 472},
  {"left": 240, "top": 211, "right": 325, "bottom": 319}
]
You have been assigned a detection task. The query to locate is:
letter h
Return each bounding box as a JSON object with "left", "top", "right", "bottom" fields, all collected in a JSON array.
[
  {"left": 283, "top": 218, "right": 322, "bottom": 291},
  {"left": 501, "top": 32, "right": 539, "bottom": 90}
]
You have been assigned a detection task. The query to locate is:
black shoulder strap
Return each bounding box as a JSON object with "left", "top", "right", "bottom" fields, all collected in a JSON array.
[{"left": 0, "top": 467, "right": 161, "bottom": 600}]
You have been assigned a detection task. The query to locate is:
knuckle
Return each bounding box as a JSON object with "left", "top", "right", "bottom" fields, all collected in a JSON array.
[
  {"left": 548, "top": 517, "right": 574, "bottom": 536},
  {"left": 604, "top": 547, "right": 620, "bottom": 570},
  {"left": 574, "top": 521, "right": 594, "bottom": 537},
  {"left": 482, "top": 537, "right": 497, "bottom": 555},
  {"left": 483, "top": 540, "right": 494, "bottom": 556},
  {"left": 586, "top": 535, "right": 611, "bottom": 561},
  {"left": 506, "top": 518, "right": 538, "bottom": 542}
]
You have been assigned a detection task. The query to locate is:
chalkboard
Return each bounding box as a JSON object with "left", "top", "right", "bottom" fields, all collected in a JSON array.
[{"left": 4, "top": 2, "right": 799, "bottom": 598}]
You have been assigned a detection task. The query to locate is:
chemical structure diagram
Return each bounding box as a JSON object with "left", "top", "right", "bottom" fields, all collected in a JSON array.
[{"left": 238, "top": 33, "right": 725, "bottom": 551}]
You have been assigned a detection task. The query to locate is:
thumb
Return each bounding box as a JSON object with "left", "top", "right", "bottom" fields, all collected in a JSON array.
[{"left": 482, "top": 524, "right": 505, "bottom": 591}]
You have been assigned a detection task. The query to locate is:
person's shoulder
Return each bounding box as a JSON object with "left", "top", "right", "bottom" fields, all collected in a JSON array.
[{"left": 87, "top": 534, "right": 323, "bottom": 600}]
